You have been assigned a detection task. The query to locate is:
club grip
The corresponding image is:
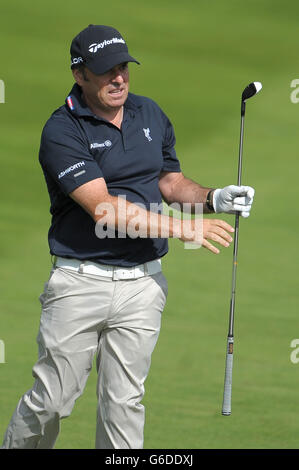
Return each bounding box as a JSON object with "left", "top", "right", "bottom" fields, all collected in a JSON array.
[{"left": 222, "top": 338, "right": 234, "bottom": 415}]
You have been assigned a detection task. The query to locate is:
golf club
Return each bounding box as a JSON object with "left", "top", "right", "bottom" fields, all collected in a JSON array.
[{"left": 221, "top": 81, "right": 262, "bottom": 416}]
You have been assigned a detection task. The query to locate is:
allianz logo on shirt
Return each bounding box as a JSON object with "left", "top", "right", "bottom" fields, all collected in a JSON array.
[{"left": 90, "top": 140, "right": 112, "bottom": 149}]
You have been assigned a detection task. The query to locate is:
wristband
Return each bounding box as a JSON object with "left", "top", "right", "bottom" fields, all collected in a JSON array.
[{"left": 206, "top": 189, "right": 215, "bottom": 212}]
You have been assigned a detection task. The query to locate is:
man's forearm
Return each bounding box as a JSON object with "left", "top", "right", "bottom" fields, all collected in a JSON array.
[
  {"left": 165, "top": 175, "right": 215, "bottom": 213},
  {"left": 94, "top": 194, "right": 186, "bottom": 239}
]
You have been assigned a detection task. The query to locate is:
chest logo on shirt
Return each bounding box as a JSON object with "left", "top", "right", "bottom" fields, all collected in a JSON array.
[
  {"left": 90, "top": 140, "right": 112, "bottom": 149},
  {"left": 143, "top": 128, "right": 153, "bottom": 142}
]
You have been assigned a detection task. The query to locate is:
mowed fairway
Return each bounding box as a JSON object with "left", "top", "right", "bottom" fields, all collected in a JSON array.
[{"left": 0, "top": 0, "right": 298, "bottom": 449}]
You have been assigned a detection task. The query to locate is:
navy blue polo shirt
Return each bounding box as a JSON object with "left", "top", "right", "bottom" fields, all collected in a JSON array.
[{"left": 39, "top": 83, "right": 181, "bottom": 267}]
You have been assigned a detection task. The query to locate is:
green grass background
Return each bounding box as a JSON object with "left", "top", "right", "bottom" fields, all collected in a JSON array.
[{"left": 0, "top": 0, "right": 298, "bottom": 449}]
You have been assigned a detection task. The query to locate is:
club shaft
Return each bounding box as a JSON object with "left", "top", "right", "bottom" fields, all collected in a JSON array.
[
  {"left": 238, "top": 102, "right": 245, "bottom": 186},
  {"left": 222, "top": 100, "right": 245, "bottom": 415},
  {"left": 228, "top": 214, "right": 239, "bottom": 336}
]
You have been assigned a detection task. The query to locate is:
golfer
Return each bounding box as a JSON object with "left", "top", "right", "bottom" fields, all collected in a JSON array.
[{"left": 2, "top": 25, "right": 254, "bottom": 449}]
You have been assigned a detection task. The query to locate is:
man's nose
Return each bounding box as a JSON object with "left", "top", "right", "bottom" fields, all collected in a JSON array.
[
  {"left": 112, "top": 74, "right": 124, "bottom": 83},
  {"left": 111, "top": 68, "right": 126, "bottom": 83}
]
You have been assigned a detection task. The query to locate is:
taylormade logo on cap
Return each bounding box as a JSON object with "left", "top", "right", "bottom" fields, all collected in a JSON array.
[
  {"left": 71, "top": 56, "right": 83, "bottom": 66},
  {"left": 88, "top": 37, "right": 126, "bottom": 53}
]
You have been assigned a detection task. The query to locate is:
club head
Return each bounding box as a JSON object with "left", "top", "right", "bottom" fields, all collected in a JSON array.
[{"left": 241, "top": 81, "right": 262, "bottom": 102}]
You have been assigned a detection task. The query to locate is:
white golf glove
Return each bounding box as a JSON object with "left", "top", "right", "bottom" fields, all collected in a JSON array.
[{"left": 213, "top": 185, "right": 255, "bottom": 218}]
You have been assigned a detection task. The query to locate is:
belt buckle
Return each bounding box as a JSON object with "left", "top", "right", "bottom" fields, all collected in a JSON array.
[
  {"left": 112, "top": 265, "right": 144, "bottom": 280},
  {"left": 112, "top": 267, "right": 128, "bottom": 280}
]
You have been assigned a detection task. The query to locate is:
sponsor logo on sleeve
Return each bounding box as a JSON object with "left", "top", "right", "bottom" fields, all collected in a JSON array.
[{"left": 58, "top": 161, "right": 85, "bottom": 180}]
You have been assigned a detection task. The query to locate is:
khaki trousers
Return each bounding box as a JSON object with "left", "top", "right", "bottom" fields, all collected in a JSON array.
[{"left": 2, "top": 266, "right": 168, "bottom": 449}]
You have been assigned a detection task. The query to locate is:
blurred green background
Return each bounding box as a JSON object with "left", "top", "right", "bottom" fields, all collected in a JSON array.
[{"left": 0, "top": 0, "right": 298, "bottom": 449}]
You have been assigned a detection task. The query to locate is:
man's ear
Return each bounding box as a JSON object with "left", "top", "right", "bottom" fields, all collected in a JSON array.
[{"left": 72, "top": 68, "right": 84, "bottom": 86}]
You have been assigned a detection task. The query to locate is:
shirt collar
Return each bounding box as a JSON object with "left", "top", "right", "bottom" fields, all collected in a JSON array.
[{"left": 65, "top": 83, "right": 141, "bottom": 120}]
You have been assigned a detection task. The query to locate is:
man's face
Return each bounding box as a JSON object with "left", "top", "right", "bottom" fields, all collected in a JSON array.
[{"left": 73, "top": 62, "right": 129, "bottom": 112}]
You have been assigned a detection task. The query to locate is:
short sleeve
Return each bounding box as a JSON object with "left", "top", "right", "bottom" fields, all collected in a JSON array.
[
  {"left": 39, "top": 113, "right": 103, "bottom": 195},
  {"left": 161, "top": 114, "right": 181, "bottom": 173}
]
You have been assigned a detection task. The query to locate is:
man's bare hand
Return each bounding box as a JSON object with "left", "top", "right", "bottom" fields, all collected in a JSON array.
[
  {"left": 180, "top": 218, "right": 235, "bottom": 254},
  {"left": 201, "top": 219, "right": 234, "bottom": 254}
]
